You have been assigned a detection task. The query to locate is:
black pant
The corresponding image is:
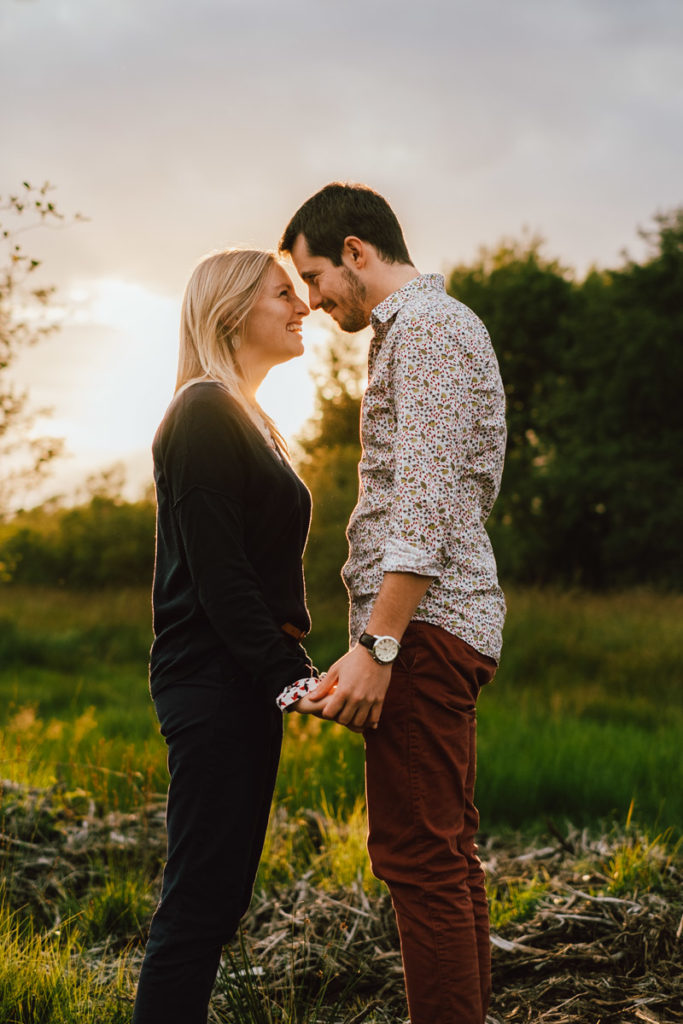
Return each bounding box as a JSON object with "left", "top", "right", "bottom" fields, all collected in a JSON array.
[{"left": 132, "top": 665, "right": 283, "bottom": 1024}]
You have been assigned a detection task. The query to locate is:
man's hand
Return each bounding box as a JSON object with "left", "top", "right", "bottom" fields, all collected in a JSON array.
[{"left": 309, "top": 645, "right": 392, "bottom": 732}]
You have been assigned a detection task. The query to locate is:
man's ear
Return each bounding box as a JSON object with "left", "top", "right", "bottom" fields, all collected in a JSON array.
[{"left": 342, "top": 236, "right": 368, "bottom": 269}]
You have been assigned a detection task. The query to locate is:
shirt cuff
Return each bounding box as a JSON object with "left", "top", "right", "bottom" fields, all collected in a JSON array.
[
  {"left": 276, "top": 676, "right": 319, "bottom": 712},
  {"left": 381, "top": 535, "right": 448, "bottom": 578}
]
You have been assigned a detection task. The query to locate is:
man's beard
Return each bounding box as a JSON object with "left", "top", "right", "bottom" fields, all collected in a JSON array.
[{"left": 336, "top": 267, "right": 368, "bottom": 333}]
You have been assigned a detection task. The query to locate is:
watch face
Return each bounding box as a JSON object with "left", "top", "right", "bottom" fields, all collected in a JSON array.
[{"left": 374, "top": 636, "right": 399, "bottom": 663}]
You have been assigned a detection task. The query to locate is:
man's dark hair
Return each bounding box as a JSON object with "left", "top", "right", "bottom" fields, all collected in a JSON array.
[{"left": 280, "top": 182, "right": 413, "bottom": 266}]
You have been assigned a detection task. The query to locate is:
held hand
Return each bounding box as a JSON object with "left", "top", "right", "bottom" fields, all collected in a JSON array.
[
  {"left": 288, "top": 673, "right": 336, "bottom": 719},
  {"left": 292, "top": 693, "right": 332, "bottom": 719},
  {"left": 318, "top": 645, "right": 392, "bottom": 733}
]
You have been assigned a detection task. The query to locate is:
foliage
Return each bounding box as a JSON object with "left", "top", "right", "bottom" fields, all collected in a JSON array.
[
  {"left": 311, "top": 796, "right": 382, "bottom": 894},
  {"left": 0, "top": 493, "right": 156, "bottom": 587},
  {"left": 296, "top": 328, "right": 365, "bottom": 459},
  {"left": 448, "top": 209, "right": 683, "bottom": 588},
  {"left": 298, "top": 442, "right": 360, "bottom": 614},
  {"left": 0, "top": 182, "right": 84, "bottom": 515},
  {"left": 295, "top": 329, "right": 364, "bottom": 614},
  {"left": 603, "top": 803, "right": 680, "bottom": 897},
  {"left": 67, "top": 870, "right": 155, "bottom": 947},
  {"left": 488, "top": 877, "right": 548, "bottom": 930}
]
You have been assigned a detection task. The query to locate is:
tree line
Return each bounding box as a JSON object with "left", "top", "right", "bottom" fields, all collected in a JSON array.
[
  {"left": 451, "top": 211, "right": 682, "bottom": 588},
  {"left": 0, "top": 206, "right": 681, "bottom": 592}
]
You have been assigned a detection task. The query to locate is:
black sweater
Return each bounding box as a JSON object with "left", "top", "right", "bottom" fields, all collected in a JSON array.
[{"left": 149, "top": 382, "right": 314, "bottom": 700}]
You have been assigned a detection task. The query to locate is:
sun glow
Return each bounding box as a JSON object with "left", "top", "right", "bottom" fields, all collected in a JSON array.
[{"left": 11, "top": 278, "right": 329, "bottom": 504}]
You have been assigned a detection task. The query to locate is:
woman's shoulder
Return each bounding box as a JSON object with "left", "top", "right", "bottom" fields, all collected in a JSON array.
[
  {"left": 155, "top": 381, "right": 251, "bottom": 457},
  {"left": 166, "top": 381, "right": 247, "bottom": 432},
  {"left": 173, "top": 379, "right": 241, "bottom": 416}
]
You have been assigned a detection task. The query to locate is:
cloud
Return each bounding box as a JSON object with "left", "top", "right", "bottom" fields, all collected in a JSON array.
[{"left": 2, "top": 0, "right": 681, "bottom": 500}]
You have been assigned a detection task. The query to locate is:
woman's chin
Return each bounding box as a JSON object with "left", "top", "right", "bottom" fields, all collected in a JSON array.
[
  {"left": 287, "top": 338, "right": 305, "bottom": 359},
  {"left": 271, "top": 343, "right": 304, "bottom": 367}
]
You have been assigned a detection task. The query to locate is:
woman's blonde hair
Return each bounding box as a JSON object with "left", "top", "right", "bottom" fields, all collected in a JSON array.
[{"left": 176, "top": 248, "right": 287, "bottom": 454}]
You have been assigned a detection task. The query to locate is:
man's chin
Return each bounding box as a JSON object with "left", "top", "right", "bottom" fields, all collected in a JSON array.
[{"left": 335, "top": 311, "right": 369, "bottom": 333}]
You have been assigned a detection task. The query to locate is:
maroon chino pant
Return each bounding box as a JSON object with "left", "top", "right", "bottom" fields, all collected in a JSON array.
[{"left": 365, "top": 621, "right": 497, "bottom": 1024}]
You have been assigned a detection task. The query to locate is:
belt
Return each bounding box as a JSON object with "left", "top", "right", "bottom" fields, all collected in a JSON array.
[{"left": 281, "top": 621, "right": 307, "bottom": 642}]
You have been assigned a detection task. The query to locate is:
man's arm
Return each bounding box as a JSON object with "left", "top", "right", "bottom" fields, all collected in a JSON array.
[
  {"left": 316, "top": 311, "right": 469, "bottom": 731},
  {"left": 312, "top": 570, "right": 433, "bottom": 732}
]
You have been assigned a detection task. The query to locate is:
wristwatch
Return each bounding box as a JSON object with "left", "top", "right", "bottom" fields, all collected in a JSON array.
[{"left": 358, "top": 632, "right": 401, "bottom": 665}]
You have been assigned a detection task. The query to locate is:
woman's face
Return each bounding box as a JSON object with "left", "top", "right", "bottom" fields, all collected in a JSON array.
[{"left": 240, "top": 264, "right": 310, "bottom": 373}]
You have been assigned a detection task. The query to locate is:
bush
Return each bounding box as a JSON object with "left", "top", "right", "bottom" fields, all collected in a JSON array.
[{"left": 0, "top": 497, "right": 155, "bottom": 587}]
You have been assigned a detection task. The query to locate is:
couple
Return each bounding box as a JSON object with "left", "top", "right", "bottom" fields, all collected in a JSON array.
[{"left": 132, "top": 183, "right": 507, "bottom": 1024}]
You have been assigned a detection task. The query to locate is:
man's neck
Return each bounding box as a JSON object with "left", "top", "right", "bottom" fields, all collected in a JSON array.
[{"left": 365, "top": 263, "right": 421, "bottom": 312}]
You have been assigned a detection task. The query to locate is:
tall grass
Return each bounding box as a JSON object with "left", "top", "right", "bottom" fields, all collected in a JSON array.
[
  {"left": 0, "top": 585, "right": 681, "bottom": 830},
  {"left": 0, "top": 901, "right": 133, "bottom": 1024}
]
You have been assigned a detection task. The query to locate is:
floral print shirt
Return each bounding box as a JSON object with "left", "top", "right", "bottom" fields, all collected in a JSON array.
[{"left": 342, "top": 274, "right": 507, "bottom": 662}]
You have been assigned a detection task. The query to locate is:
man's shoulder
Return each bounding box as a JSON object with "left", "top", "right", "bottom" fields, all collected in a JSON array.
[{"left": 394, "top": 287, "right": 490, "bottom": 343}]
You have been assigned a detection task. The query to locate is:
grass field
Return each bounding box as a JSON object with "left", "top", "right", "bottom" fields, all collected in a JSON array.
[
  {"left": 1, "top": 584, "right": 681, "bottom": 832},
  {"left": 1, "top": 583, "right": 681, "bottom": 1022}
]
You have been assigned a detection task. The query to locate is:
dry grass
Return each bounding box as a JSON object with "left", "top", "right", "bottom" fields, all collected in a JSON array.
[{"left": 1, "top": 778, "right": 681, "bottom": 1023}]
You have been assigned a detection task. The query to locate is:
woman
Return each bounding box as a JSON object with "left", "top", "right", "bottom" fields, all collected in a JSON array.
[{"left": 133, "top": 249, "right": 319, "bottom": 1024}]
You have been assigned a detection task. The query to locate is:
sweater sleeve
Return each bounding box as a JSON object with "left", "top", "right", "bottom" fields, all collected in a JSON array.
[{"left": 162, "top": 387, "right": 314, "bottom": 699}]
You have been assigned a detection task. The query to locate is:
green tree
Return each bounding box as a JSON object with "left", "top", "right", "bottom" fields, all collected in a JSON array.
[
  {"left": 296, "top": 329, "right": 365, "bottom": 457},
  {"left": 295, "top": 330, "right": 364, "bottom": 612},
  {"left": 448, "top": 211, "right": 683, "bottom": 588},
  {"left": 448, "top": 236, "right": 577, "bottom": 581},
  {"left": 548, "top": 210, "right": 683, "bottom": 586}
]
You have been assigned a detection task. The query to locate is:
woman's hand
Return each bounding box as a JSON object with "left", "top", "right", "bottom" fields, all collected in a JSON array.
[
  {"left": 292, "top": 692, "right": 331, "bottom": 718},
  {"left": 291, "top": 675, "right": 336, "bottom": 718}
]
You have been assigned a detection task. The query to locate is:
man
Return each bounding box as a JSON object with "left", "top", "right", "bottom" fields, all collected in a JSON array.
[{"left": 281, "top": 182, "right": 506, "bottom": 1024}]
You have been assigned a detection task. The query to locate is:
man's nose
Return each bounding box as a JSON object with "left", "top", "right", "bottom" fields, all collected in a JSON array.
[{"left": 308, "top": 286, "right": 322, "bottom": 310}]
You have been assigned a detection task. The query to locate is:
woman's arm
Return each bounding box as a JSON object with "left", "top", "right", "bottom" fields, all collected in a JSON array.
[
  {"left": 161, "top": 385, "right": 314, "bottom": 700},
  {"left": 174, "top": 485, "right": 314, "bottom": 699}
]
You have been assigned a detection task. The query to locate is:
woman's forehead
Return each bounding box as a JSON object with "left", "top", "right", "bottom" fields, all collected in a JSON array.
[{"left": 267, "top": 263, "right": 293, "bottom": 288}]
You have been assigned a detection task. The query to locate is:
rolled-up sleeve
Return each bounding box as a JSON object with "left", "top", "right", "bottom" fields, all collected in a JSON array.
[{"left": 381, "top": 317, "right": 468, "bottom": 578}]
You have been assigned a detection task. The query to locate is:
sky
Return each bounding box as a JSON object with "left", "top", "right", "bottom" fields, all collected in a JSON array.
[{"left": 1, "top": 0, "right": 682, "bottom": 505}]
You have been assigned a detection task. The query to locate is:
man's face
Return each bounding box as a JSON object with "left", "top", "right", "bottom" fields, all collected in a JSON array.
[{"left": 290, "top": 234, "right": 369, "bottom": 333}]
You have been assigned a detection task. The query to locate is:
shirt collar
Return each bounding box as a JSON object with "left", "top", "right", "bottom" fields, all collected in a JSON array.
[{"left": 371, "top": 273, "right": 446, "bottom": 326}]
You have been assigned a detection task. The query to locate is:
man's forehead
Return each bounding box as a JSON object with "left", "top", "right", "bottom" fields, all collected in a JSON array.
[
  {"left": 291, "top": 234, "right": 313, "bottom": 261},
  {"left": 291, "top": 235, "right": 327, "bottom": 270}
]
